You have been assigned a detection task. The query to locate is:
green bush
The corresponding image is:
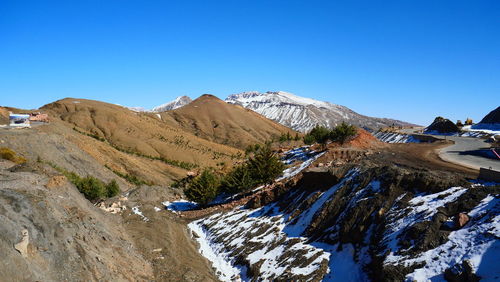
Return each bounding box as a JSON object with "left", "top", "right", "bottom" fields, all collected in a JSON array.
[
  {"left": 106, "top": 180, "right": 120, "bottom": 197},
  {"left": 330, "top": 122, "right": 357, "bottom": 144},
  {"left": 77, "top": 176, "right": 107, "bottom": 202},
  {"left": 303, "top": 123, "right": 358, "bottom": 146},
  {"left": 44, "top": 160, "right": 120, "bottom": 202},
  {"left": 303, "top": 134, "right": 316, "bottom": 145},
  {"left": 303, "top": 125, "right": 330, "bottom": 146},
  {"left": 220, "top": 164, "right": 256, "bottom": 194},
  {"left": 184, "top": 169, "right": 221, "bottom": 205}
]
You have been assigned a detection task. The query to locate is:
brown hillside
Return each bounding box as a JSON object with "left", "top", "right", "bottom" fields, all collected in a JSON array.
[
  {"left": 160, "top": 94, "right": 297, "bottom": 149},
  {"left": 41, "top": 98, "right": 242, "bottom": 177},
  {"left": 0, "top": 107, "right": 9, "bottom": 124}
]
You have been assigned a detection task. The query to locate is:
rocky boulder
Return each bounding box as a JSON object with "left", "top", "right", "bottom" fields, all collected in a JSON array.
[{"left": 454, "top": 212, "right": 470, "bottom": 228}]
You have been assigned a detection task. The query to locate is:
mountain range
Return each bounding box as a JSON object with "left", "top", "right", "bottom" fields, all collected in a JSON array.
[
  {"left": 132, "top": 91, "right": 415, "bottom": 133},
  {"left": 226, "top": 91, "right": 415, "bottom": 132}
]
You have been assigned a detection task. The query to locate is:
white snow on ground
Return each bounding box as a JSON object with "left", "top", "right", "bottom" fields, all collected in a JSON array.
[
  {"left": 189, "top": 204, "right": 330, "bottom": 281},
  {"left": 401, "top": 194, "right": 500, "bottom": 281},
  {"left": 374, "top": 132, "right": 422, "bottom": 143},
  {"left": 316, "top": 243, "right": 370, "bottom": 282},
  {"left": 381, "top": 186, "right": 500, "bottom": 281},
  {"left": 424, "top": 128, "right": 492, "bottom": 138},
  {"left": 188, "top": 169, "right": 360, "bottom": 281},
  {"left": 131, "top": 206, "right": 149, "bottom": 221},
  {"left": 469, "top": 123, "right": 500, "bottom": 135},
  {"left": 383, "top": 187, "right": 468, "bottom": 258},
  {"left": 162, "top": 200, "right": 198, "bottom": 213},
  {"left": 188, "top": 221, "right": 244, "bottom": 281},
  {"left": 277, "top": 148, "right": 325, "bottom": 181}
]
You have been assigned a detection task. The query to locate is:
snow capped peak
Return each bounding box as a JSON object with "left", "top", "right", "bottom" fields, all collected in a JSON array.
[
  {"left": 120, "top": 96, "right": 193, "bottom": 113},
  {"left": 151, "top": 96, "right": 192, "bottom": 112},
  {"left": 227, "top": 91, "right": 332, "bottom": 108},
  {"left": 225, "top": 91, "right": 411, "bottom": 132}
]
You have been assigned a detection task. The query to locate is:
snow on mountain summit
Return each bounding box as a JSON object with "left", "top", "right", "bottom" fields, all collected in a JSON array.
[
  {"left": 226, "top": 91, "right": 413, "bottom": 132},
  {"left": 151, "top": 96, "right": 193, "bottom": 112},
  {"left": 122, "top": 96, "right": 192, "bottom": 113}
]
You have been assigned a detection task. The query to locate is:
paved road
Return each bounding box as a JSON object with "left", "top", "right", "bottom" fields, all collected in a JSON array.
[
  {"left": 436, "top": 136, "right": 499, "bottom": 171},
  {"left": 397, "top": 127, "right": 500, "bottom": 171}
]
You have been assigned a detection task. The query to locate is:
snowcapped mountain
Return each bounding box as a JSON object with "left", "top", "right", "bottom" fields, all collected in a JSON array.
[
  {"left": 151, "top": 96, "right": 192, "bottom": 112},
  {"left": 123, "top": 96, "right": 192, "bottom": 112},
  {"left": 225, "top": 91, "right": 414, "bottom": 132}
]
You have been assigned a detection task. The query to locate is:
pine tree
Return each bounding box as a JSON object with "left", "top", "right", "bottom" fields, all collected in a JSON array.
[
  {"left": 184, "top": 169, "right": 221, "bottom": 205},
  {"left": 220, "top": 164, "right": 256, "bottom": 194},
  {"left": 247, "top": 144, "right": 285, "bottom": 185},
  {"left": 330, "top": 122, "right": 357, "bottom": 144}
]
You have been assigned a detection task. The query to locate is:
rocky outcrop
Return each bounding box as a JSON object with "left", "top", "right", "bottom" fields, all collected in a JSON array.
[
  {"left": 190, "top": 162, "right": 499, "bottom": 281},
  {"left": 425, "top": 116, "right": 460, "bottom": 133}
]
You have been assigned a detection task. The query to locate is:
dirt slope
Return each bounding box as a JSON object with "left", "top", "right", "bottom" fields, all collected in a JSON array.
[
  {"left": 0, "top": 160, "right": 153, "bottom": 281},
  {"left": 161, "top": 94, "right": 297, "bottom": 149},
  {"left": 41, "top": 98, "right": 242, "bottom": 173}
]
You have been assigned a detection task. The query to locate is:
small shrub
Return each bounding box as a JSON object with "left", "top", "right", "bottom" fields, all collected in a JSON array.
[
  {"left": 105, "top": 180, "right": 120, "bottom": 197},
  {"left": 0, "top": 147, "right": 27, "bottom": 164},
  {"left": 303, "top": 134, "right": 316, "bottom": 145},
  {"left": 77, "top": 176, "right": 107, "bottom": 202}
]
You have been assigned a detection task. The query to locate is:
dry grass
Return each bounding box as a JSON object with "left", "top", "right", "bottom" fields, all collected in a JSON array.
[
  {"left": 161, "top": 94, "right": 298, "bottom": 149},
  {"left": 0, "top": 147, "right": 27, "bottom": 164},
  {"left": 41, "top": 98, "right": 243, "bottom": 172}
]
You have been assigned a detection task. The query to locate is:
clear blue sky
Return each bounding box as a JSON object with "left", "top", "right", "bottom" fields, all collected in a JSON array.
[{"left": 1, "top": 0, "right": 498, "bottom": 125}]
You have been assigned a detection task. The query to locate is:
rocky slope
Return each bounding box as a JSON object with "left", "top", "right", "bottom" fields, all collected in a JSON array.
[
  {"left": 472, "top": 106, "right": 500, "bottom": 131},
  {"left": 188, "top": 152, "right": 499, "bottom": 281},
  {"left": 160, "top": 94, "right": 297, "bottom": 149},
  {"left": 0, "top": 160, "right": 153, "bottom": 281},
  {"left": 225, "top": 91, "right": 414, "bottom": 133}
]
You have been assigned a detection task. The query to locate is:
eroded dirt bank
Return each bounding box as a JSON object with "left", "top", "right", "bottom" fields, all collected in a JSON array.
[{"left": 0, "top": 159, "right": 218, "bottom": 281}]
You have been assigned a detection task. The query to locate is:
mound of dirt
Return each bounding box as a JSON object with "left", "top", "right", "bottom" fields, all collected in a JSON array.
[
  {"left": 426, "top": 116, "right": 459, "bottom": 133},
  {"left": 346, "top": 128, "right": 384, "bottom": 149},
  {"left": 161, "top": 94, "right": 297, "bottom": 149}
]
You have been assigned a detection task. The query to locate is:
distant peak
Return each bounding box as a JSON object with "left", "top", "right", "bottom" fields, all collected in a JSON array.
[
  {"left": 200, "top": 94, "right": 217, "bottom": 98},
  {"left": 150, "top": 96, "right": 193, "bottom": 112}
]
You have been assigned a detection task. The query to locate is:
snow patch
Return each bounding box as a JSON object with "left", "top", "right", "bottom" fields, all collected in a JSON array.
[
  {"left": 162, "top": 200, "right": 198, "bottom": 213},
  {"left": 131, "top": 206, "right": 149, "bottom": 221}
]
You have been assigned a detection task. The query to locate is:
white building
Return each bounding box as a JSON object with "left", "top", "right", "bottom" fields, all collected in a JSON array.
[{"left": 9, "top": 114, "right": 30, "bottom": 127}]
